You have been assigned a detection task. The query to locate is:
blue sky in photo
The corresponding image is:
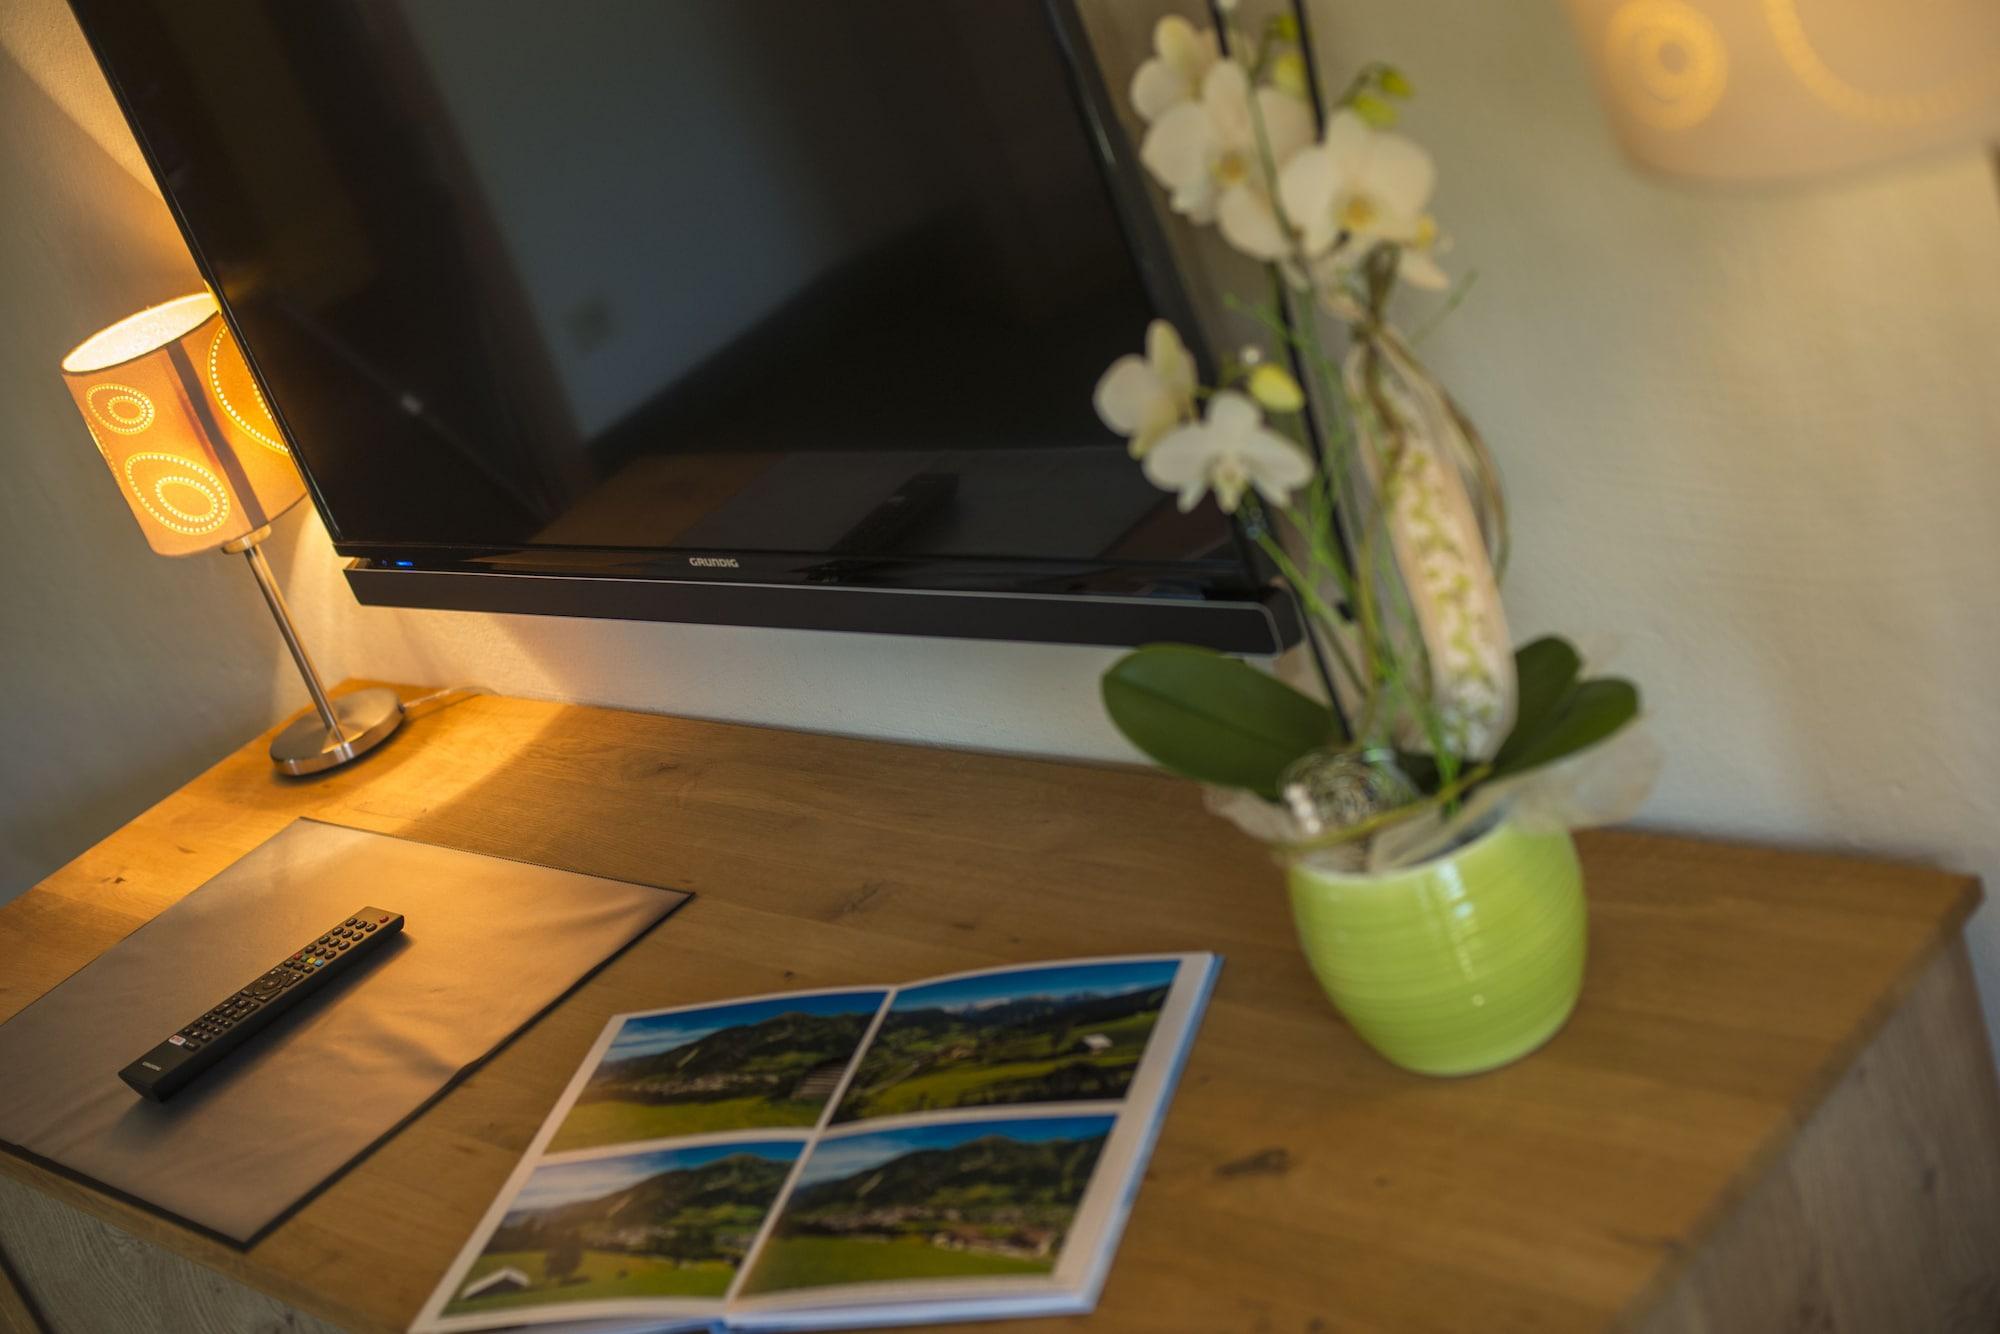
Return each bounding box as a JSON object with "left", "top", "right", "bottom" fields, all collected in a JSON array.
[
  {"left": 510, "top": 1141, "right": 803, "bottom": 1215},
  {"left": 796, "top": 1115, "right": 1116, "bottom": 1188},
  {"left": 601, "top": 991, "right": 887, "bottom": 1067},
  {"left": 889, "top": 960, "right": 1178, "bottom": 1016}
]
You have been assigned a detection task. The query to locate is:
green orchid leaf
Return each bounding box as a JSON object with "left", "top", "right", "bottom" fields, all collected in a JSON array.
[
  {"left": 1102, "top": 645, "right": 1341, "bottom": 800},
  {"left": 1496, "top": 636, "right": 1582, "bottom": 770},
  {"left": 1491, "top": 677, "right": 1640, "bottom": 779}
]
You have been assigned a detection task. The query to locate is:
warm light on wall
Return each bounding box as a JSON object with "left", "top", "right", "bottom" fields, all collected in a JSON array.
[
  {"left": 1564, "top": 0, "right": 2000, "bottom": 181},
  {"left": 59, "top": 293, "right": 306, "bottom": 556}
]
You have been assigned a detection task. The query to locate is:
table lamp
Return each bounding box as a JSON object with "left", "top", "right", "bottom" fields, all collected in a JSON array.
[
  {"left": 60, "top": 292, "right": 402, "bottom": 774},
  {"left": 1563, "top": 0, "right": 2000, "bottom": 182}
]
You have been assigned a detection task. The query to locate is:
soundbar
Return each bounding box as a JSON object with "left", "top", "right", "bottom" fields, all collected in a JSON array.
[{"left": 344, "top": 561, "right": 1302, "bottom": 655}]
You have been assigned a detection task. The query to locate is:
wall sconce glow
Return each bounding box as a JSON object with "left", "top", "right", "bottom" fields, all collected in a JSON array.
[
  {"left": 1564, "top": 0, "right": 2000, "bottom": 182},
  {"left": 60, "top": 293, "right": 305, "bottom": 556}
]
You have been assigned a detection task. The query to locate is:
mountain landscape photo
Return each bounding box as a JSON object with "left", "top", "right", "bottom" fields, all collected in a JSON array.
[
  {"left": 833, "top": 961, "right": 1177, "bottom": 1122},
  {"left": 551, "top": 990, "right": 887, "bottom": 1150},
  {"left": 445, "top": 1142, "right": 803, "bottom": 1314},
  {"left": 741, "top": 1115, "right": 1113, "bottom": 1294}
]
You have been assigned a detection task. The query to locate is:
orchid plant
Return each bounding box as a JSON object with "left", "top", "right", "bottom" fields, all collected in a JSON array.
[{"left": 1096, "top": 10, "right": 1647, "bottom": 867}]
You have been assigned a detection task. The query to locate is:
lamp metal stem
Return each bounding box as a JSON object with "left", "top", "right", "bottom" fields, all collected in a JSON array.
[{"left": 240, "top": 540, "right": 347, "bottom": 742}]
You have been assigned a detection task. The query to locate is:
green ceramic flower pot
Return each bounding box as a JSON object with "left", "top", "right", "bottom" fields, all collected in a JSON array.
[{"left": 1286, "top": 815, "right": 1585, "bottom": 1076}]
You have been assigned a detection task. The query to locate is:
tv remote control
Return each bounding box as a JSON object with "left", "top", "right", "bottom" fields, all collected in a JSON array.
[{"left": 119, "top": 907, "right": 404, "bottom": 1101}]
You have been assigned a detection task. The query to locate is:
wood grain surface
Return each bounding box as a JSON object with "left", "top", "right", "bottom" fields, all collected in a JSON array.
[
  {"left": 0, "top": 684, "right": 1987, "bottom": 1334},
  {"left": 0, "top": 1229, "right": 44, "bottom": 1334},
  {"left": 0, "top": 1173, "right": 340, "bottom": 1334},
  {"left": 1632, "top": 938, "right": 2000, "bottom": 1334}
]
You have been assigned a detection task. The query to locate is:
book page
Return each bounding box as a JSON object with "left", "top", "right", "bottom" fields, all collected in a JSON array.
[
  {"left": 728, "top": 953, "right": 1219, "bottom": 1327},
  {"left": 410, "top": 987, "right": 890, "bottom": 1332},
  {"left": 412, "top": 955, "right": 1219, "bottom": 1332}
]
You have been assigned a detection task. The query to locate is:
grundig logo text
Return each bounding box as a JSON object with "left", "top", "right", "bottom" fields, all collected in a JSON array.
[{"left": 689, "top": 556, "right": 740, "bottom": 568}]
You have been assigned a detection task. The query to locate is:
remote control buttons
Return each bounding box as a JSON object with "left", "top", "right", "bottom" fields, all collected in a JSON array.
[{"left": 124, "top": 909, "right": 399, "bottom": 1103}]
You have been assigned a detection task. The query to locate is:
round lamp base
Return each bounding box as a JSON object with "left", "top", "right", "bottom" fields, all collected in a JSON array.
[{"left": 271, "top": 687, "right": 404, "bottom": 775}]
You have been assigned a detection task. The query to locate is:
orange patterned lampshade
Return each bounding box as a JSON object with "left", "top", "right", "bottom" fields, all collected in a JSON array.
[
  {"left": 1564, "top": 0, "right": 2000, "bottom": 182},
  {"left": 60, "top": 293, "right": 306, "bottom": 556}
]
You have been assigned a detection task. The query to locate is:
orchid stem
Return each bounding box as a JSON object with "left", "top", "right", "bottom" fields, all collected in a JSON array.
[{"left": 1249, "top": 520, "right": 1365, "bottom": 704}]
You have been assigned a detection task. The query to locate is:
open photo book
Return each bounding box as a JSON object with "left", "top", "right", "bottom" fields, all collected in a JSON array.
[{"left": 412, "top": 953, "right": 1220, "bottom": 1333}]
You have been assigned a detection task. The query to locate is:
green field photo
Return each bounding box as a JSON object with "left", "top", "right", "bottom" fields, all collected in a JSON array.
[
  {"left": 834, "top": 961, "right": 1177, "bottom": 1122},
  {"left": 550, "top": 990, "right": 885, "bottom": 1152},
  {"left": 551, "top": 1092, "right": 821, "bottom": 1150},
  {"left": 747, "top": 1235, "right": 1052, "bottom": 1291},
  {"left": 446, "top": 1247, "right": 736, "bottom": 1312},
  {"left": 443, "top": 1142, "right": 802, "bottom": 1316},
  {"left": 739, "top": 1115, "right": 1112, "bottom": 1296}
]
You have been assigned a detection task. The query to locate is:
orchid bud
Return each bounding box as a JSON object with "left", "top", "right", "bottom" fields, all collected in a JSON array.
[
  {"left": 1350, "top": 92, "right": 1396, "bottom": 127},
  {"left": 1272, "top": 51, "right": 1311, "bottom": 100},
  {"left": 1249, "top": 364, "right": 1306, "bottom": 414}
]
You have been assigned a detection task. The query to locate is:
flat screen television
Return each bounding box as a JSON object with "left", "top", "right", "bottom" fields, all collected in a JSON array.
[{"left": 69, "top": 0, "right": 1301, "bottom": 652}]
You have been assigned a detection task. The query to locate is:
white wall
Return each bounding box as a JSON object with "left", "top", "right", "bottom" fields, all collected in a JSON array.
[
  {"left": 4, "top": 1, "right": 1997, "bottom": 1057},
  {"left": 1299, "top": 0, "right": 2000, "bottom": 1047},
  {"left": 0, "top": 18, "right": 322, "bottom": 901}
]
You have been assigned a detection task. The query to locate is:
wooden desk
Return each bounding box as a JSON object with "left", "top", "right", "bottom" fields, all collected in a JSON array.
[{"left": 2, "top": 686, "right": 1997, "bottom": 1334}]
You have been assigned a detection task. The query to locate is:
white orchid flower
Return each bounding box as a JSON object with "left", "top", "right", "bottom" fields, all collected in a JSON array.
[
  {"left": 1094, "top": 320, "right": 1197, "bottom": 459},
  {"left": 1143, "top": 391, "right": 1313, "bottom": 515},
  {"left": 1140, "top": 61, "right": 1315, "bottom": 256},
  {"left": 1300, "top": 221, "right": 1449, "bottom": 294},
  {"left": 1393, "top": 217, "right": 1449, "bottom": 290},
  {"left": 1129, "top": 16, "right": 1220, "bottom": 125},
  {"left": 1278, "top": 110, "right": 1441, "bottom": 281}
]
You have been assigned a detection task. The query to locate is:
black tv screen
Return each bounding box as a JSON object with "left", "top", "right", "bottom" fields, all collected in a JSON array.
[{"left": 73, "top": 0, "right": 1297, "bottom": 651}]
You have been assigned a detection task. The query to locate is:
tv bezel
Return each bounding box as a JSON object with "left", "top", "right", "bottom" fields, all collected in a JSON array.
[{"left": 68, "top": 0, "right": 1303, "bottom": 655}]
